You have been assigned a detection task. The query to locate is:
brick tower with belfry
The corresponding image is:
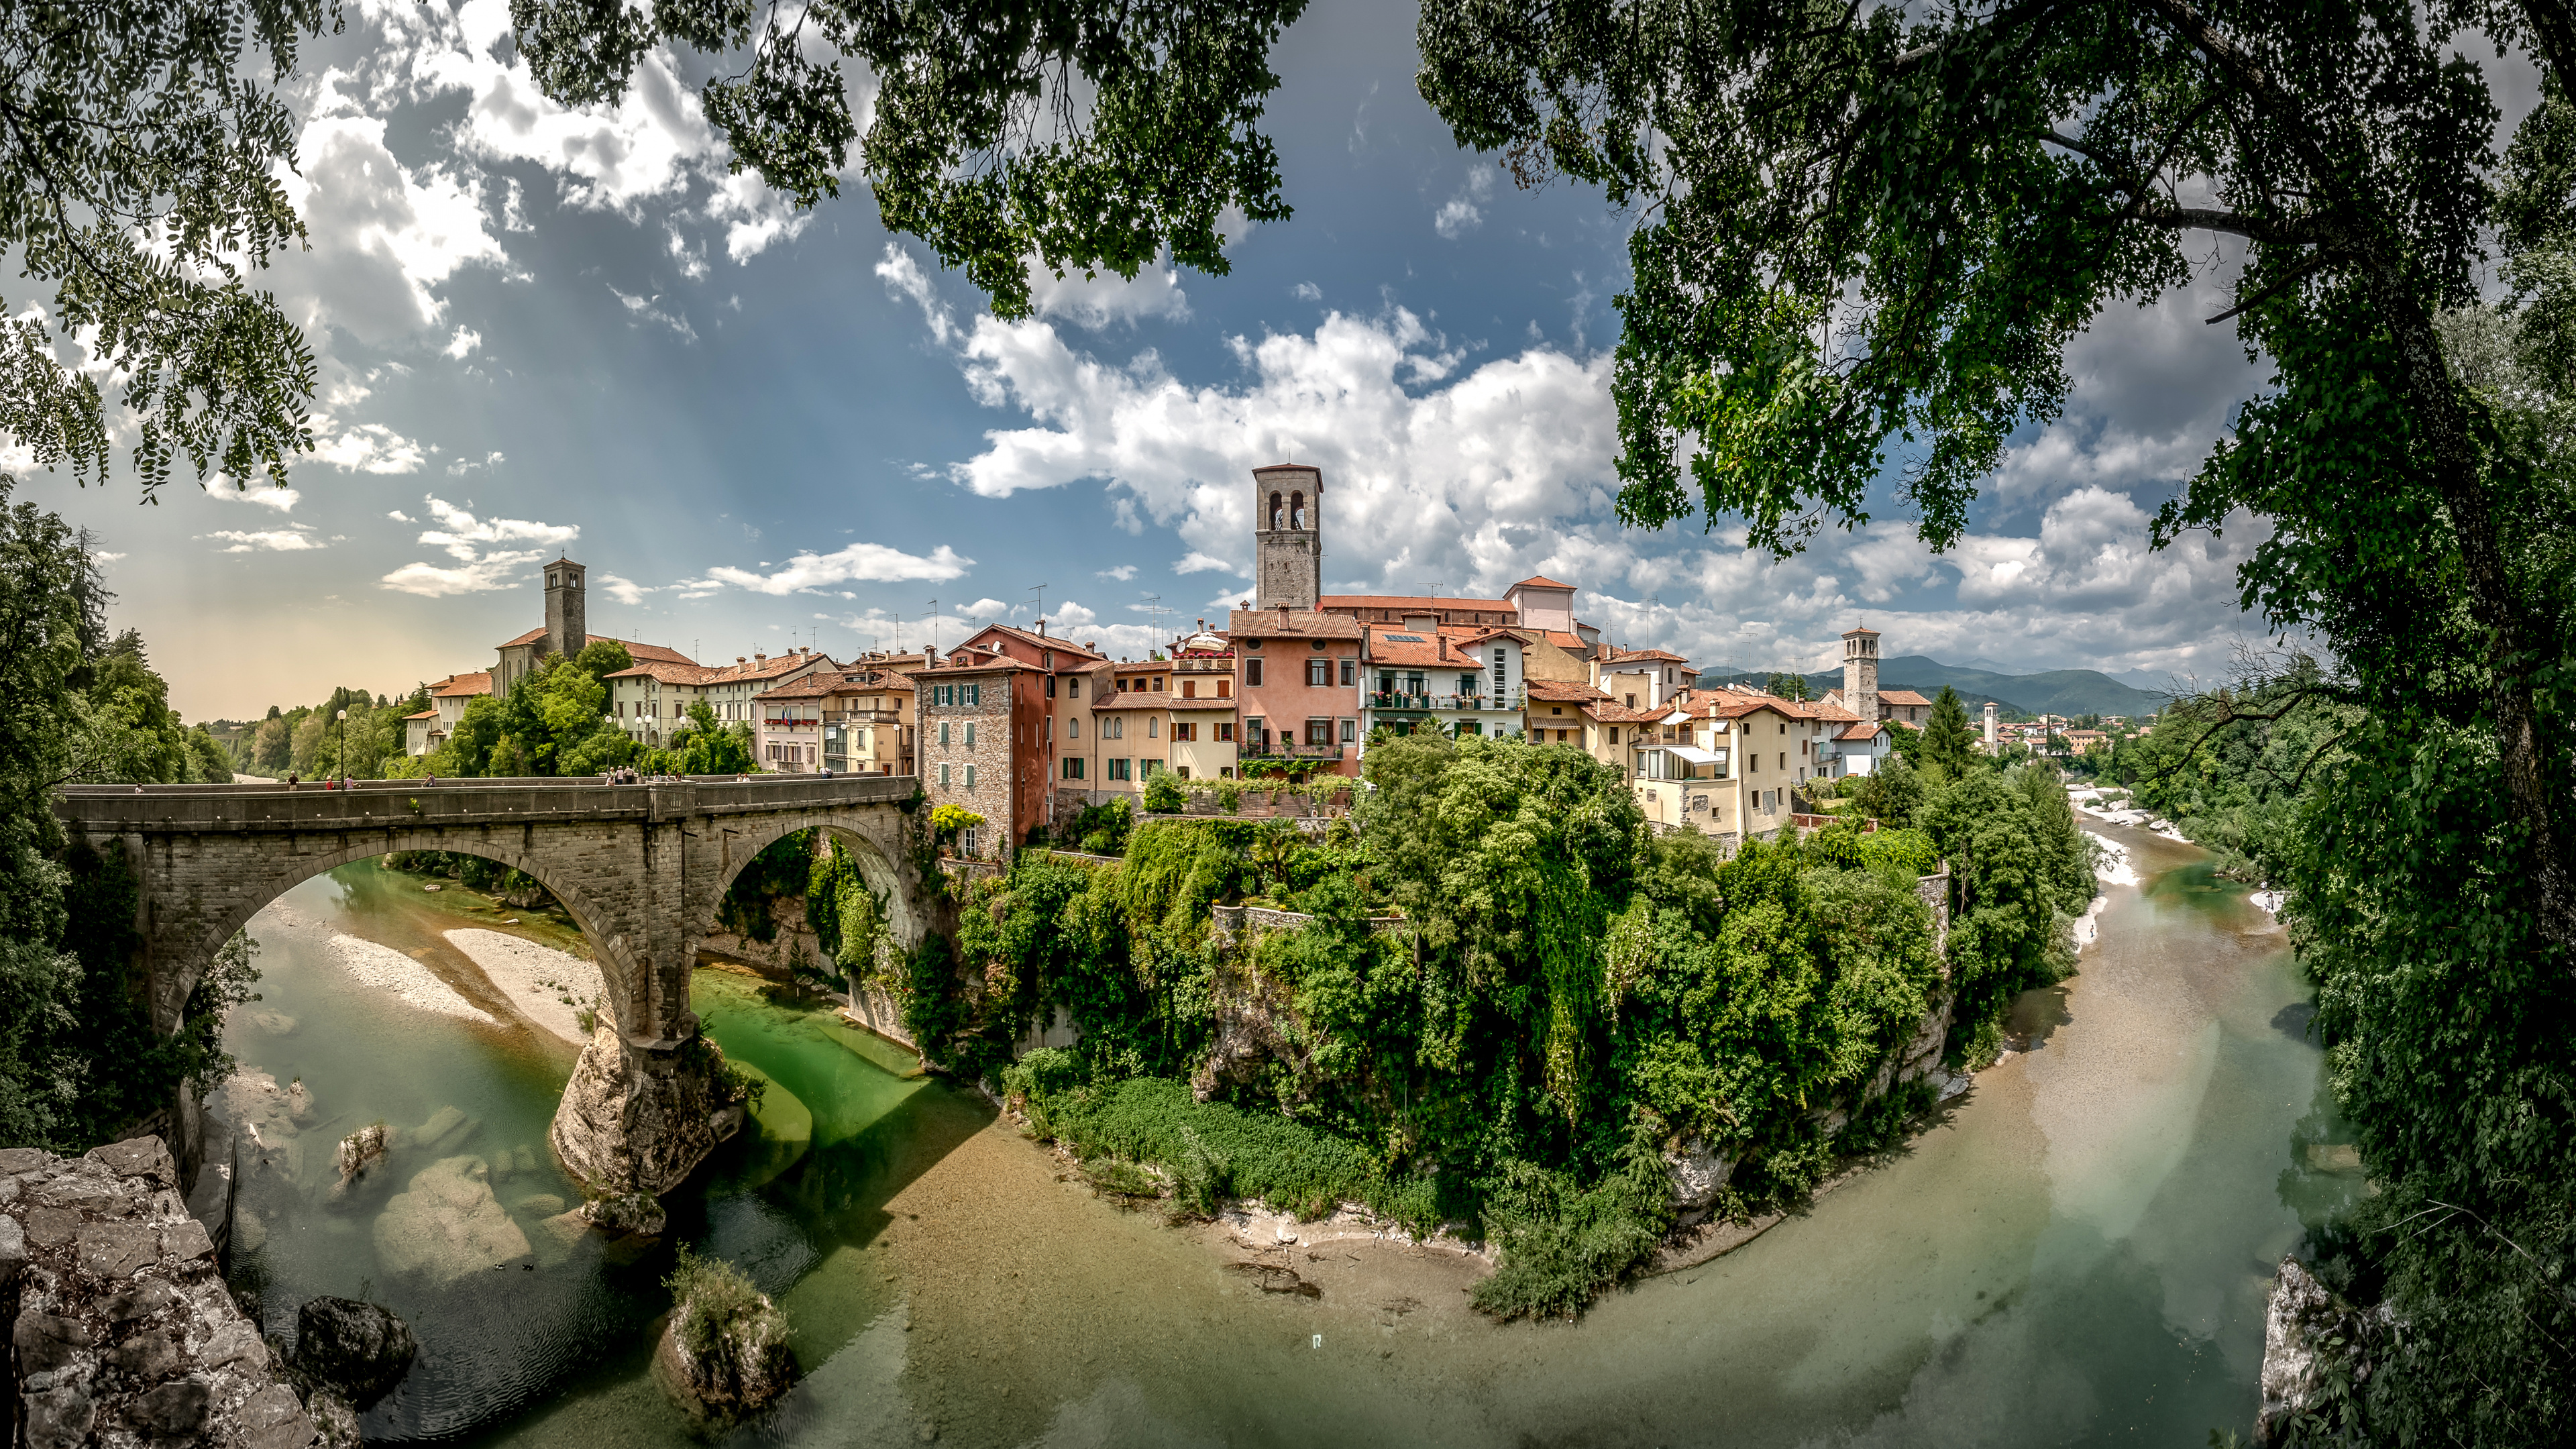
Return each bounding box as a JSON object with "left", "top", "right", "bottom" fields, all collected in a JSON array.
[
  {"left": 545, "top": 555, "right": 587, "bottom": 661},
  {"left": 1252, "top": 464, "right": 1322, "bottom": 610},
  {"left": 1841, "top": 625, "right": 1880, "bottom": 724}
]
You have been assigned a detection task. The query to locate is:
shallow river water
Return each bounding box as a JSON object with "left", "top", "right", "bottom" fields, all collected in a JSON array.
[{"left": 217, "top": 822, "right": 2349, "bottom": 1448}]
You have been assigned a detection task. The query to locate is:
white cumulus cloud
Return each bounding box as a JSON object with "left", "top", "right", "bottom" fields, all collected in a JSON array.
[
  {"left": 205, "top": 525, "right": 325, "bottom": 554},
  {"left": 381, "top": 494, "right": 578, "bottom": 596},
  {"left": 692, "top": 541, "right": 975, "bottom": 596}
]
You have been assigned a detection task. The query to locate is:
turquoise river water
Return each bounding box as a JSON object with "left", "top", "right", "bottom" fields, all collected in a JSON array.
[{"left": 214, "top": 821, "right": 2357, "bottom": 1447}]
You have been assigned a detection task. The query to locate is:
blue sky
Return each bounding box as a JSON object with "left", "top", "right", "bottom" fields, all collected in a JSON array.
[{"left": 36, "top": 0, "right": 2314, "bottom": 720}]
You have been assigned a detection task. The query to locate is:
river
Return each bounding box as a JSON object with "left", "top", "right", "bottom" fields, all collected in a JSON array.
[{"left": 211, "top": 821, "right": 2352, "bottom": 1447}]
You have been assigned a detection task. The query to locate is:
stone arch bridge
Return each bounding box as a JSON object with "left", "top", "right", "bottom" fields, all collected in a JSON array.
[{"left": 54, "top": 774, "right": 944, "bottom": 1197}]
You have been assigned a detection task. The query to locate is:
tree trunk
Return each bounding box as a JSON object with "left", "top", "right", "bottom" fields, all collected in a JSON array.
[{"left": 2367, "top": 274, "right": 2574, "bottom": 953}]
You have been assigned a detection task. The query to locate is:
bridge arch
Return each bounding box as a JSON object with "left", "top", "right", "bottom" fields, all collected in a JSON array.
[
  {"left": 692, "top": 808, "right": 931, "bottom": 969},
  {"left": 55, "top": 775, "right": 943, "bottom": 1199},
  {"left": 148, "top": 833, "right": 645, "bottom": 1042}
]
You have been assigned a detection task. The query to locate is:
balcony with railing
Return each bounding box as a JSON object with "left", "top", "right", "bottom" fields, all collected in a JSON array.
[{"left": 1366, "top": 690, "right": 1525, "bottom": 712}]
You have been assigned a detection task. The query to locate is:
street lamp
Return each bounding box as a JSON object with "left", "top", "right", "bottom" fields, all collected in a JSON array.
[{"left": 334, "top": 708, "right": 347, "bottom": 781}]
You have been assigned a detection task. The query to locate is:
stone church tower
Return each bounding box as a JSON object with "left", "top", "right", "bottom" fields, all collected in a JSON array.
[
  {"left": 545, "top": 556, "right": 588, "bottom": 661},
  {"left": 1841, "top": 625, "right": 1880, "bottom": 724},
  {"left": 1252, "top": 464, "right": 1322, "bottom": 610}
]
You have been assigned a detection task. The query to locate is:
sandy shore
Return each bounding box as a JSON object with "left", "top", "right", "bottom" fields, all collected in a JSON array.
[
  {"left": 443, "top": 928, "right": 603, "bottom": 1045},
  {"left": 325, "top": 932, "right": 496, "bottom": 1025}
]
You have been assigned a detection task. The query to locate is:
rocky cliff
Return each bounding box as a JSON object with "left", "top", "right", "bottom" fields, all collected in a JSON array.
[{"left": 3, "top": 1138, "right": 316, "bottom": 1449}]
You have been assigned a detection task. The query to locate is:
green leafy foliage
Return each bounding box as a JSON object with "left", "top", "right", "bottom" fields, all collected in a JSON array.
[
  {"left": 0, "top": 0, "right": 333, "bottom": 493},
  {"left": 511, "top": 0, "right": 1310, "bottom": 318},
  {"left": 663, "top": 697, "right": 755, "bottom": 777},
  {"left": 664, "top": 1245, "right": 788, "bottom": 1364},
  {"left": 0, "top": 482, "right": 264, "bottom": 1147},
  {"left": 883, "top": 733, "right": 2090, "bottom": 1317},
  {"left": 1143, "top": 769, "right": 1188, "bottom": 813}
]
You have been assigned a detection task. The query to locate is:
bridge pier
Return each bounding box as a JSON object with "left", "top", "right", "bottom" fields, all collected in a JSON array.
[{"left": 55, "top": 775, "right": 941, "bottom": 1212}]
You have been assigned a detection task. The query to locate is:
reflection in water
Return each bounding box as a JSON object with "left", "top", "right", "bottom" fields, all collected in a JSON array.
[{"left": 221, "top": 829, "right": 2326, "bottom": 1448}]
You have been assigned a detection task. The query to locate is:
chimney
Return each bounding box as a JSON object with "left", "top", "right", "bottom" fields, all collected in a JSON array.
[
  {"left": 737, "top": 656, "right": 747, "bottom": 666},
  {"left": 753, "top": 650, "right": 767, "bottom": 663},
  {"left": 1036, "top": 617, "right": 1048, "bottom": 638}
]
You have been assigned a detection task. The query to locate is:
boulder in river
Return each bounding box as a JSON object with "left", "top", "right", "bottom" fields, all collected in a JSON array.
[
  {"left": 292, "top": 1296, "right": 417, "bottom": 1408},
  {"left": 372, "top": 1157, "right": 533, "bottom": 1283},
  {"left": 579, "top": 1191, "right": 667, "bottom": 1237},
  {"left": 651, "top": 1248, "right": 798, "bottom": 1426},
  {"left": 549, "top": 1022, "right": 731, "bottom": 1198},
  {"left": 412, "top": 1106, "right": 470, "bottom": 1153},
  {"left": 335, "top": 1124, "right": 388, "bottom": 1188}
]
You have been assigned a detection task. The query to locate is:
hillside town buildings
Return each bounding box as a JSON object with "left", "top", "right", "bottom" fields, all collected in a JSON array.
[{"left": 403, "top": 468, "right": 1942, "bottom": 859}]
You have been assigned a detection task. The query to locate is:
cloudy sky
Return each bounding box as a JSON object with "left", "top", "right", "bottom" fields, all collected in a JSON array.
[{"left": 37, "top": 0, "right": 2339, "bottom": 720}]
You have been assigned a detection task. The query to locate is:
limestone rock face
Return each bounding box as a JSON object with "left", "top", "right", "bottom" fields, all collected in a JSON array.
[
  {"left": 2255, "top": 1255, "right": 2392, "bottom": 1445},
  {"left": 292, "top": 1297, "right": 417, "bottom": 1407},
  {"left": 549, "top": 1024, "right": 728, "bottom": 1198},
  {"left": 3, "top": 1136, "right": 317, "bottom": 1449},
  {"left": 372, "top": 1157, "right": 533, "bottom": 1283},
  {"left": 1189, "top": 955, "right": 1314, "bottom": 1103},
  {"left": 1662, "top": 1138, "right": 1736, "bottom": 1216}
]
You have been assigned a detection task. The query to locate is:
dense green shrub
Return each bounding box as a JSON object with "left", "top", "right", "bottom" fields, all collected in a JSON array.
[
  {"left": 999, "top": 1063, "right": 1443, "bottom": 1232},
  {"left": 847, "top": 736, "right": 2092, "bottom": 1318}
]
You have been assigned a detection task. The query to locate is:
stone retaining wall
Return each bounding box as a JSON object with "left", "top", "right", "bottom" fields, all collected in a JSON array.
[
  {"left": 1209, "top": 904, "right": 1413, "bottom": 939},
  {"left": 3, "top": 1137, "right": 316, "bottom": 1449}
]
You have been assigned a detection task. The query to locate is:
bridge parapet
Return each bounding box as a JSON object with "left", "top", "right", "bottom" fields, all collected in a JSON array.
[{"left": 56, "top": 773, "right": 918, "bottom": 834}]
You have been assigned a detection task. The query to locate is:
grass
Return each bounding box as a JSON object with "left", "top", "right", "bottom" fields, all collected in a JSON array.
[{"left": 1004, "top": 1056, "right": 1440, "bottom": 1232}]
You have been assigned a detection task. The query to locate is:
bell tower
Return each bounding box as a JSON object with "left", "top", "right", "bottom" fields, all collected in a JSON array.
[
  {"left": 545, "top": 555, "right": 588, "bottom": 661},
  {"left": 1841, "top": 625, "right": 1880, "bottom": 724},
  {"left": 1252, "top": 464, "right": 1321, "bottom": 610}
]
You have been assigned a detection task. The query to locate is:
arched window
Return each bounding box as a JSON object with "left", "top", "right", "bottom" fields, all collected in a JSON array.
[
  {"left": 1270, "top": 491, "right": 1283, "bottom": 529},
  {"left": 1291, "top": 490, "right": 1306, "bottom": 529}
]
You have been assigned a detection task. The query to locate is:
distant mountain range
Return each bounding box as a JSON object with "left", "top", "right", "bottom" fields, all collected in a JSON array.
[{"left": 1697, "top": 655, "right": 2175, "bottom": 718}]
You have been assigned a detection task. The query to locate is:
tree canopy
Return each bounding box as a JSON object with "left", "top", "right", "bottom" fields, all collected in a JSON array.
[
  {"left": 1407, "top": 0, "right": 2573, "bottom": 948},
  {"left": 0, "top": 0, "right": 333, "bottom": 494},
  {"left": 511, "top": 0, "right": 1309, "bottom": 317}
]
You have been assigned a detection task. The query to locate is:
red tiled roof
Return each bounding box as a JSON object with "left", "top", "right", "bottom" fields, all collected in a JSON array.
[
  {"left": 1318, "top": 594, "right": 1515, "bottom": 613},
  {"left": 433, "top": 672, "right": 492, "bottom": 698},
  {"left": 1837, "top": 722, "right": 1886, "bottom": 741},
  {"left": 402, "top": 708, "right": 438, "bottom": 720},
  {"left": 608, "top": 650, "right": 834, "bottom": 687},
  {"left": 1525, "top": 678, "right": 1611, "bottom": 704},
  {"left": 495, "top": 627, "right": 694, "bottom": 666},
  {"left": 1362, "top": 625, "right": 1468, "bottom": 667},
  {"left": 1510, "top": 575, "right": 1576, "bottom": 591},
  {"left": 1228, "top": 609, "right": 1363, "bottom": 639},
  {"left": 1605, "top": 647, "right": 1691, "bottom": 664},
  {"left": 960, "top": 622, "right": 1109, "bottom": 661},
  {"left": 1091, "top": 690, "right": 1173, "bottom": 710},
  {"left": 1878, "top": 689, "right": 1933, "bottom": 707}
]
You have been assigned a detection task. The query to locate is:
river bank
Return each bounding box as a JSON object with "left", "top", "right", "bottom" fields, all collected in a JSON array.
[{"left": 203, "top": 828, "right": 2322, "bottom": 1448}]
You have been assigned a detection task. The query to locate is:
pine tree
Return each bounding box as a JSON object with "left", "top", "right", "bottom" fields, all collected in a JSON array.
[{"left": 1921, "top": 687, "right": 1977, "bottom": 778}]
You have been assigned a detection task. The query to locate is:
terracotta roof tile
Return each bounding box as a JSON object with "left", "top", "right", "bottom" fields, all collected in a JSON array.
[
  {"left": 402, "top": 708, "right": 438, "bottom": 720},
  {"left": 1605, "top": 647, "right": 1691, "bottom": 664},
  {"left": 1317, "top": 594, "right": 1513, "bottom": 614},
  {"left": 1878, "top": 689, "right": 1933, "bottom": 706},
  {"left": 1525, "top": 678, "right": 1611, "bottom": 703},
  {"left": 433, "top": 672, "right": 492, "bottom": 697},
  {"left": 1228, "top": 609, "right": 1364, "bottom": 639},
  {"left": 1837, "top": 722, "right": 1886, "bottom": 741},
  {"left": 1510, "top": 575, "right": 1576, "bottom": 591}
]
